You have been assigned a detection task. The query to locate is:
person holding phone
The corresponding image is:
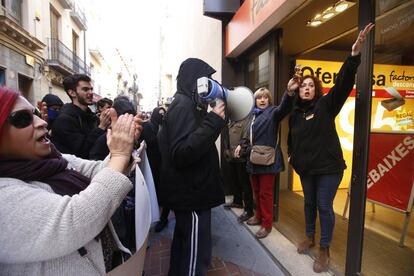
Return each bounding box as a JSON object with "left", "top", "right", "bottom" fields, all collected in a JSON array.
[{"left": 287, "top": 23, "right": 374, "bottom": 273}]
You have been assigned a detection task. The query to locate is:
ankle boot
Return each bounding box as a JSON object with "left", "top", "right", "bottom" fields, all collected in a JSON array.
[
  {"left": 297, "top": 235, "right": 315, "bottom": 254},
  {"left": 313, "top": 247, "right": 330, "bottom": 273}
]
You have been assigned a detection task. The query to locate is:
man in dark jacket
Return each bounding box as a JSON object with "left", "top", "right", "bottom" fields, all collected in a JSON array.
[
  {"left": 158, "top": 58, "right": 226, "bottom": 275},
  {"left": 51, "top": 74, "right": 111, "bottom": 159},
  {"left": 223, "top": 115, "right": 254, "bottom": 222}
]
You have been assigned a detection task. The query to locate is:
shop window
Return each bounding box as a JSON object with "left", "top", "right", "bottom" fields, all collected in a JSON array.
[
  {"left": 361, "top": 1, "right": 414, "bottom": 275},
  {"left": 246, "top": 49, "right": 270, "bottom": 90},
  {"left": 257, "top": 50, "right": 269, "bottom": 86}
]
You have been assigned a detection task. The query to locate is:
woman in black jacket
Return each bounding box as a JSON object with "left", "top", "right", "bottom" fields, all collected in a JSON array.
[{"left": 287, "top": 23, "right": 374, "bottom": 273}]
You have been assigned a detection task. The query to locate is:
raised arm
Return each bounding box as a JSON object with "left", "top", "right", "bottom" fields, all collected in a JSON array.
[{"left": 324, "top": 23, "right": 375, "bottom": 116}]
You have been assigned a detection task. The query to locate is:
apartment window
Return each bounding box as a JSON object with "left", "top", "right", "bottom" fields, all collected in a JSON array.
[
  {"left": 50, "top": 6, "right": 60, "bottom": 40},
  {"left": 9, "top": 0, "right": 22, "bottom": 23},
  {"left": 18, "top": 74, "right": 33, "bottom": 100},
  {"left": 72, "top": 30, "right": 79, "bottom": 55},
  {"left": 1, "top": 0, "right": 5, "bottom": 8}
]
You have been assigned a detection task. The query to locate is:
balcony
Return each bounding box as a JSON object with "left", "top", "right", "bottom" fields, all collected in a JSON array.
[
  {"left": 70, "top": 2, "right": 87, "bottom": 30},
  {"left": 47, "top": 38, "right": 90, "bottom": 76},
  {"left": 0, "top": 5, "right": 45, "bottom": 53},
  {"left": 56, "top": 0, "right": 72, "bottom": 9}
]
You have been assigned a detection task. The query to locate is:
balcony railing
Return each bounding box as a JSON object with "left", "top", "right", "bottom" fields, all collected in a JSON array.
[
  {"left": 70, "top": 1, "right": 87, "bottom": 30},
  {"left": 47, "top": 38, "right": 90, "bottom": 76},
  {"left": 56, "top": 0, "right": 72, "bottom": 9}
]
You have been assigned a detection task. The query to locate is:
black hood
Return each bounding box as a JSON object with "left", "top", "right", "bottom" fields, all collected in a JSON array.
[
  {"left": 150, "top": 107, "right": 166, "bottom": 126},
  {"left": 176, "top": 58, "right": 216, "bottom": 99}
]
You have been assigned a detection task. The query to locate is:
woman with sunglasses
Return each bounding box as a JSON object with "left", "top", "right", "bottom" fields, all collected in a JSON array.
[
  {"left": 0, "top": 87, "right": 142, "bottom": 275},
  {"left": 287, "top": 23, "right": 374, "bottom": 273}
]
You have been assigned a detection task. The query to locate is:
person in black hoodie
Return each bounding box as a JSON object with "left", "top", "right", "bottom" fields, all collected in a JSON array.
[
  {"left": 287, "top": 23, "right": 374, "bottom": 273},
  {"left": 39, "top": 93, "right": 64, "bottom": 130},
  {"left": 158, "top": 58, "right": 226, "bottom": 275},
  {"left": 139, "top": 106, "right": 170, "bottom": 232},
  {"left": 51, "top": 74, "right": 111, "bottom": 159}
]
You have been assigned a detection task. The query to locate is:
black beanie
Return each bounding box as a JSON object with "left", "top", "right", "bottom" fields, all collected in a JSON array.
[
  {"left": 41, "top": 94, "right": 64, "bottom": 107},
  {"left": 113, "top": 97, "right": 137, "bottom": 116}
]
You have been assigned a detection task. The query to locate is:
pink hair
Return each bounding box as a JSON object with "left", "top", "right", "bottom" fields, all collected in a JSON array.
[{"left": 0, "top": 87, "right": 20, "bottom": 137}]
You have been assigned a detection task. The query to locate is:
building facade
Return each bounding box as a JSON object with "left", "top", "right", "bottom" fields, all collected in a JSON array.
[{"left": 1, "top": 0, "right": 125, "bottom": 105}]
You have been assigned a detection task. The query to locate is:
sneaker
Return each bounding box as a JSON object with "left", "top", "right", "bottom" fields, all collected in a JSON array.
[
  {"left": 154, "top": 219, "right": 168, "bottom": 233},
  {"left": 223, "top": 202, "right": 243, "bottom": 209}
]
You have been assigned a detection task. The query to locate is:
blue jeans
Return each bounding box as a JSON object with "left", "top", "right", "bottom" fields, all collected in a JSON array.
[{"left": 300, "top": 173, "right": 343, "bottom": 247}]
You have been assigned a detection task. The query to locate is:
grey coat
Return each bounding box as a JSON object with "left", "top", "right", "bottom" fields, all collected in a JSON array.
[{"left": 0, "top": 155, "right": 135, "bottom": 276}]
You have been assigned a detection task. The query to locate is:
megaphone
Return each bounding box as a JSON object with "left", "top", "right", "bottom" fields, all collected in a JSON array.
[{"left": 197, "top": 77, "right": 254, "bottom": 121}]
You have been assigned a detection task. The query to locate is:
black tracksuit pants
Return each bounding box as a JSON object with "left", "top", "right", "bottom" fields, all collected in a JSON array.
[{"left": 168, "top": 209, "right": 211, "bottom": 276}]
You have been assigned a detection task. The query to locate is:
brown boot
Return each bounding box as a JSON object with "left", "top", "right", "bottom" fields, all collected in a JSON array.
[
  {"left": 297, "top": 235, "right": 315, "bottom": 254},
  {"left": 246, "top": 217, "right": 261, "bottom": 226},
  {"left": 255, "top": 227, "right": 271, "bottom": 239},
  {"left": 313, "top": 247, "right": 330, "bottom": 273}
]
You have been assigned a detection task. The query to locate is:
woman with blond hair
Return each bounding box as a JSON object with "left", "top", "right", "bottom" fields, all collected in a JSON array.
[{"left": 235, "top": 87, "right": 295, "bottom": 238}]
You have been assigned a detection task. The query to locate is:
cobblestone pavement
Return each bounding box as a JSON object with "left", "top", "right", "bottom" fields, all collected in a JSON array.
[{"left": 143, "top": 206, "right": 284, "bottom": 276}]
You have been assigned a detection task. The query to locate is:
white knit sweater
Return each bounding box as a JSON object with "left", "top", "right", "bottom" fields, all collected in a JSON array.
[{"left": 0, "top": 154, "right": 134, "bottom": 276}]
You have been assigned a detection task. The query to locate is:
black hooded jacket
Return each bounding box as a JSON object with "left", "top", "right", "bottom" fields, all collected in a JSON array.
[
  {"left": 288, "top": 54, "right": 361, "bottom": 175},
  {"left": 51, "top": 103, "right": 104, "bottom": 159},
  {"left": 139, "top": 107, "right": 166, "bottom": 191},
  {"left": 158, "top": 58, "right": 226, "bottom": 211}
]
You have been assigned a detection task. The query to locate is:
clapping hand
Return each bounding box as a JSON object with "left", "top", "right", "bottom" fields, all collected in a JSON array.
[
  {"left": 37, "top": 101, "right": 48, "bottom": 122},
  {"left": 98, "top": 109, "right": 111, "bottom": 130},
  {"left": 352, "top": 23, "right": 375, "bottom": 56},
  {"left": 106, "top": 108, "right": 137, "bottom": 173}
]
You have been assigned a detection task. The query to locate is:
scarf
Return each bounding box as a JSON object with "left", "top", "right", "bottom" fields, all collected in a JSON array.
[
  {"left": 0, "top": 145, "right": 119, "bottom": 268},
  {"left": 253, "top": 107, "right": 264, "bottom": 115},
  {"left": 0, "top": 145, "right": 90, "bottom": 196}
]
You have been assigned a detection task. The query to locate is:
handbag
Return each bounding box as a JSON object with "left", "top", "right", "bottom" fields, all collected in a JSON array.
[
  {"left": 249, "top": 115, "right": 285, "bottom": 172},
  {"left": 250, "top": 145, "right": 275, "bottom": 165}
]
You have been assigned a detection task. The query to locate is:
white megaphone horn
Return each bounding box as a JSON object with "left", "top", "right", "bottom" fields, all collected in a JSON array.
[{"left": 197, "top": 77, "right": 254, "bottom": 121}]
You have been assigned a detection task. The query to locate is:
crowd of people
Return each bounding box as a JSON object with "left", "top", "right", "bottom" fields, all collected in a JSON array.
[{"left": 0, "top": 23, "right": 373, "bottom": 275}]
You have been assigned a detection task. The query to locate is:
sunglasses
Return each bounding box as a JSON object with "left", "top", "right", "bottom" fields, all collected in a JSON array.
[{"left": 8, "top": 109, "right": 40, "bottom": 128}]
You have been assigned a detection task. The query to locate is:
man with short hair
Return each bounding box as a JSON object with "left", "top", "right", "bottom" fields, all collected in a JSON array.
[
  {"left": 51, "top": 74, "right": 111, "bottom": 159},
  {"left": 97, "top": 97, "right": 113, "bottom": 114}
]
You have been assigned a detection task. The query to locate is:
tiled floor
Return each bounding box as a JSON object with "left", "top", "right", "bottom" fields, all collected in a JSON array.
[{"left": 143, "top": 236, "right": 266, "bottom": 276}]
